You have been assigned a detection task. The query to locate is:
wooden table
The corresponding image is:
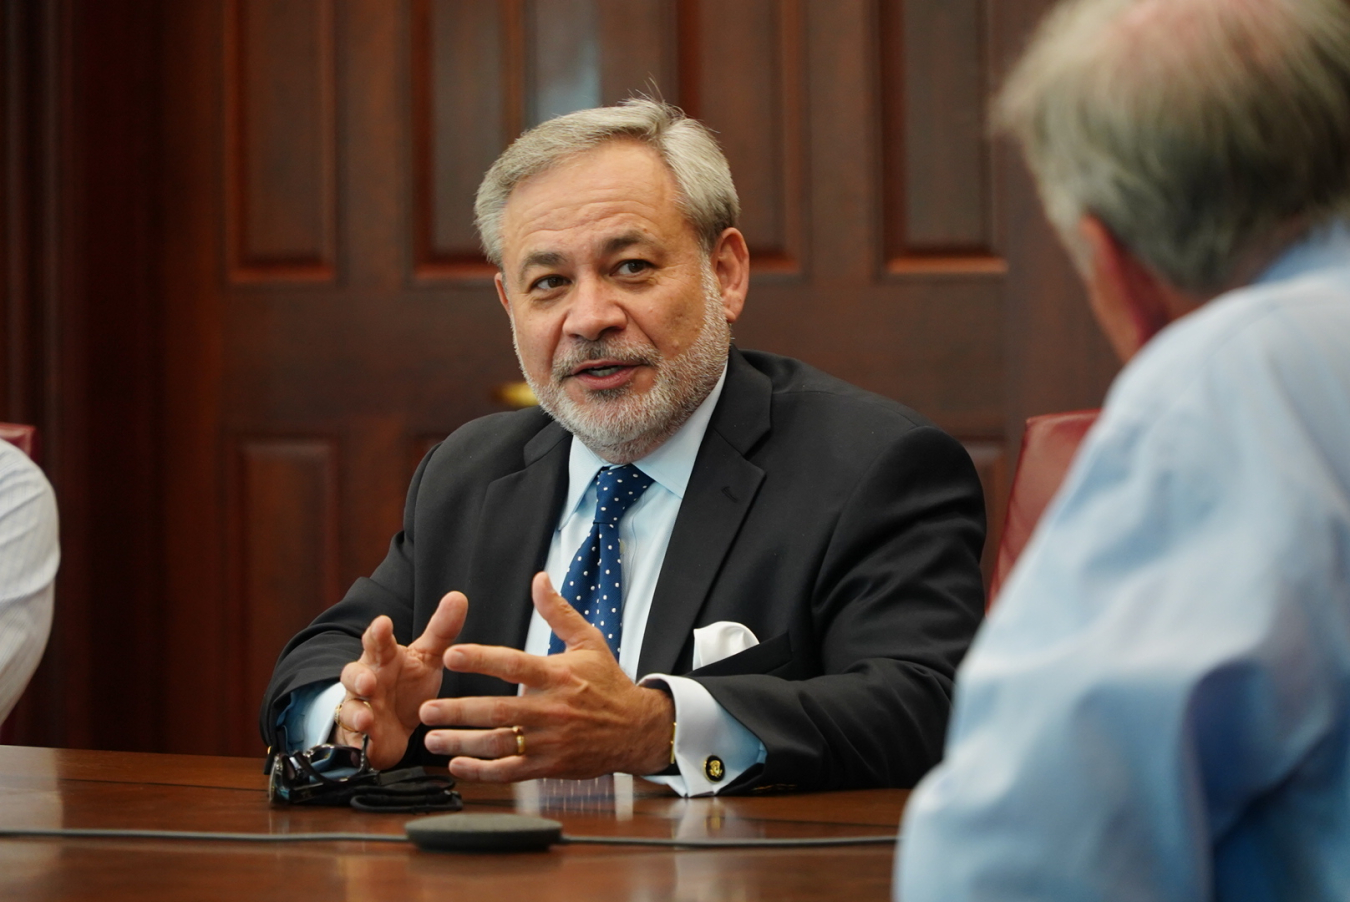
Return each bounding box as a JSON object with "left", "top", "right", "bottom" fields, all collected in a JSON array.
[{"left": 0, "top": 746, "right": 908, "bottom": 901}]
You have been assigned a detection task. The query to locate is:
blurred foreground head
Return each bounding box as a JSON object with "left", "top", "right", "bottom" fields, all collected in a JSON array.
[{"left": 997, "top": 0, "right": 1350, "bottom": 295}]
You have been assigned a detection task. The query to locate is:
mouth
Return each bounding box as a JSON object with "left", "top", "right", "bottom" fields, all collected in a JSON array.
[{"left": 566, "top": 358, "right": 646, "bottom": 391}]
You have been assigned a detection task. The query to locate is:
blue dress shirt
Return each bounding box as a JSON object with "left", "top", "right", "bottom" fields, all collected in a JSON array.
[{"left": 898, "top": 221, "right": 1350, "bottom": 901}]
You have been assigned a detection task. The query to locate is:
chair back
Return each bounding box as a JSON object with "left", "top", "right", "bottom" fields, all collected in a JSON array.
[
  {"left": 0, "top": 422, "right": 38, "bottom": 461},
  {"left": 989, "top": 410, "right": 1100, "bottom": 605}
]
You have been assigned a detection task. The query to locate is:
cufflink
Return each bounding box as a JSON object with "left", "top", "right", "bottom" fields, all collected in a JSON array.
[{"left": 703, "top": 755, "right": 725, "bottom": 783}]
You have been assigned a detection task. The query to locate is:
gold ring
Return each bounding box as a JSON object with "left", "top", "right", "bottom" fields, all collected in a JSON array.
[
  {"left": 334, "top": 698, "right": 372, "bottom": 737},
  {"left": 512, "top": 725, "right": 525, "bottom": 756}
]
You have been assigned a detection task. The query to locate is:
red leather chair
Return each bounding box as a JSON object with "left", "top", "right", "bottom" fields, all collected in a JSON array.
[
  {"left": 0, "top": 422, "right": 38, "bottom": 461},
  {"left": 988, "top": 410, "right": 1100, "bottom": 606}
]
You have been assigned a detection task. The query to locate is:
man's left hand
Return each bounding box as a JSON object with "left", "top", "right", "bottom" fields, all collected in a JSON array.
[{"left": 421, "top": 571, "right": 675, "bottom": 781}]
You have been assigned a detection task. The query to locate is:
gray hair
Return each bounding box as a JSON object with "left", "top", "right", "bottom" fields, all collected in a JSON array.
[
  {"left": 996, "top": 0, "right": 1350, "bottom": 292},
  {"left": 474, "top": 99, "right": 739, "bottom": 267}
]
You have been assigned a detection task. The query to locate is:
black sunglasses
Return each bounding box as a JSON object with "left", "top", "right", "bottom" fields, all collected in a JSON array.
[
  {"left": 268, "top": 736, "right": 376, "bottom": 805},
  {"left": 268, "top": 737, "right": 461, "bottom": 813}
]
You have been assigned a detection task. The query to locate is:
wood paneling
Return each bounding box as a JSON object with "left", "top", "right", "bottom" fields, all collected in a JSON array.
[
  {"left": 230, "top": 438, "right": 339, "bottom": 754},
  {"left": 681, "top": 0, "right": 803, "bottom": 271},
  {"left": 528, "top": 0, "right": 601, "bottom": 124},
  {"left": 413, "top": 0, "right": 676, "bottom": 280},
  {"left": 225, "top": 0, "right": 337, "bottom": 281},
  {"left": 597, "top": 0, "right": 675, "bottom": 105},
  {"left": 881, "top": 0, "right": 1003, "bottom": 274},
  {"left": 412, "top": 0, "right": 518, "bottom": 277}
]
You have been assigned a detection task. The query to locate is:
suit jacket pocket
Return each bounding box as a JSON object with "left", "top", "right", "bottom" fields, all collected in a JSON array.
[{"left": 687, "top": 631, "right": 801, "bottom": 679}]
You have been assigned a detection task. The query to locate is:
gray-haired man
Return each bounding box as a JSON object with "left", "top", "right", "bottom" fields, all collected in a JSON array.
[
  {"left": 262, "top": 100, "right": 986, "bottom": 795},
  {"left": 900, "top": 0, "right": 1350, "bottom": 897}
]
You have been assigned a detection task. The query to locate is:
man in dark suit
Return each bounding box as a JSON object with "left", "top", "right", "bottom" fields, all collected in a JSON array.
[{"left": 261, "top": 99, "right": 985, "bottom": 794}]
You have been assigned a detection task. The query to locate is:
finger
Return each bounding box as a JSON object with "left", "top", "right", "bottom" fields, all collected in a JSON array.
[
  {"left": 531, "top": 571, "right": 606, "bottom": 652},
  {"left": 423, "top": 727, "right": 520, "bottom": 760},
  {"left": 340, "top": 660, "right": 378, "bottom": 700},
  {"left": 443, "top": 643, "right": 552, "bottom": 687},
  {"left": 336, "top": 696, "right": 374, "bottom": 735},
  {"left": 409, "top": 591, "right": 468, "bottom": 657},
  {"left": 419, "top": 694, "right": 520, "bottom": 730},
  {"left": 360, "top": 615, "right": 399, "bottom": 668}
]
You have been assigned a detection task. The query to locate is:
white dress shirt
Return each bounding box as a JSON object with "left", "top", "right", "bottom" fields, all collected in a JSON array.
[
  {"left": 0, "top": 439, "right": 58, "bottom": 724},
  {"left": 898, "top": 221, "right": 1350, "bottom": 900},
  {"left": 293, "top": 364, "right": 765, "bottom": 795}
]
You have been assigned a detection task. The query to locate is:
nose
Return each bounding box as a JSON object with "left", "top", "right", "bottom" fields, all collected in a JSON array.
[{"left": 564, "top": 273, "right": 626, "bottom": 342}]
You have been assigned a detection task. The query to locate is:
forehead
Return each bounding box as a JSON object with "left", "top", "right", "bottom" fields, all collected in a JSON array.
[{"left": 498, "top": 141, "right": 696, "bottom": 265}]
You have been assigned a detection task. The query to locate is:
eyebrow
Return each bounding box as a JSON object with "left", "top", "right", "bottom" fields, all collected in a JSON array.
[
  {"left": 514, "top": 231, "right": 655, "bottom": 284},
  {"left": 515, "top": 250, "right": 565, "bottom": 284},
  {"left": 600, "top": 231, "right": 651, "bottom": 257}
]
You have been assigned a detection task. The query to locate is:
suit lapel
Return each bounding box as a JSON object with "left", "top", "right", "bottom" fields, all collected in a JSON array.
[
  {"left": 463, "top": 421, "right": 571, "bottom": 651},
  {"left": 637, "top": 349, "right": 771, "bottom": 676}
]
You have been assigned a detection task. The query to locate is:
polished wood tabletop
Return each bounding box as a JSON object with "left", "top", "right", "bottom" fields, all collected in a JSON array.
[{"left": 0, "top": 745, "right": 908, "bottom": 901}]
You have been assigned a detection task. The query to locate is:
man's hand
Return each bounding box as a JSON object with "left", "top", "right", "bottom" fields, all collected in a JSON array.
[
  {"left": 420, "top": 572, "right": 676, "bottom": 781},
  {"left": 334, "top": 591, "right": 467, "bottom": 770}
]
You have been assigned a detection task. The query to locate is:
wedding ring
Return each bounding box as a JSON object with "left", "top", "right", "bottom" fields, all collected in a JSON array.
[
  {"left": 512, "top": 725, "right": 525, "bottom": 756},
  {"left": 334, "top": 698, "right": 372, "bottom": 737}
]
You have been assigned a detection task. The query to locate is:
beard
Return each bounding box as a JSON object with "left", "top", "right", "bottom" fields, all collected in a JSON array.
[{"left": 512, "top": 264, "right": 731, "bottom": 464}]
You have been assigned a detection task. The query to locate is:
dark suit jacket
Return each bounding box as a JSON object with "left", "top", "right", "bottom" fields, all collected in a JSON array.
[{"left": 261, "top": 348, "right": 986, "bottom": 792}]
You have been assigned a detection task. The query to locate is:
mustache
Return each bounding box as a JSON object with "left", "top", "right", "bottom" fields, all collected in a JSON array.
[{"left": 551, "top": 338, "right": 660, "bottom": 380}]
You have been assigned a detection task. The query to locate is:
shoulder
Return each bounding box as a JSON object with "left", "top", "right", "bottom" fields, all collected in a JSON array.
[
  {"left": 736, "top": 348, "right": 955, "bottom": 452},
  {"left": 0, "top": 441, "right": 58, "bottom": 557},
  {"left": 1005, "top": 265, "right": 1350, "bottom": 625},
  {"left": 730, "top": 349, "right": 973, "bottom": 484},
  {"left": 738, "top": 349, "right": 940, "bottom": 436},
  {"left": 1092, "top": 267, "right": 1350, "bottom": 478},
  {"left": 418, "top": 406, "right": 566, "bottom": 482},
  {"left": 0, "top": 441, "right": 55, "bottom": 517}
]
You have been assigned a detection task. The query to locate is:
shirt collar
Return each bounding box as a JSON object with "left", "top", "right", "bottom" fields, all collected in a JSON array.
[
  {"left": 562, "top": 362, "right": 729, "bottom": 521},
  {"left": 1254, "top": 218, "right": 1350, "bottom": 287}
]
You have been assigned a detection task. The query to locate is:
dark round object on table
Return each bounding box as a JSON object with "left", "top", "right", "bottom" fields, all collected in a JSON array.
[{"left": 404, "top": 813, "right": 564, "bottom": 853}]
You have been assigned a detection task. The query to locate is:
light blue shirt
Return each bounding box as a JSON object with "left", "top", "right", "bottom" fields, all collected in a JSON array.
[
  {"left": 898, "top": 221, "right": 1350, "bottom": 901},
  {"left": 283, "top": 364, "right": 765, "bottom": 795}
]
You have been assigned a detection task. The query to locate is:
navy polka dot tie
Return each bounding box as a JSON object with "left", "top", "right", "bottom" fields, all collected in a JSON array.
[{"left": 548, "top": 464, "right": 655, "bottom": 659}]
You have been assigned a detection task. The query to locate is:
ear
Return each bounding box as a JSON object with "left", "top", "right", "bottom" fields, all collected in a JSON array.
[
  {"left": 494, "top": 271, "right": 512, "bottom": 318},
  {"left": 1078, "top": 216, "right": 1179, "bottom": 362},
  {"left": 710, "top": 228, "right": 750, "bottom": 324}
]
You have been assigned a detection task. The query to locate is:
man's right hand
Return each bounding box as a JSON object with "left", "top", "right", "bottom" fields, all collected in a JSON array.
[{"left": 334, "top": 591, "right": 467, "bottom": 769}]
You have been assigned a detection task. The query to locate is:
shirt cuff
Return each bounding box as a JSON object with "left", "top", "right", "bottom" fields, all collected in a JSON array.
[
  {"left": 637, "top": 674, "right": 766, "bottom": 796},
  {"left": 276, "top": 680, "right": 345, "bottom": 752}
]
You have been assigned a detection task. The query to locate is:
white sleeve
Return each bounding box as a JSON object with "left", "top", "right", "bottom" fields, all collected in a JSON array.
[
  {"left": 638, "top": 674, "right": 766, "bottom": 796},
  {"left": 0, "top": 448, "right": 58, "bottom": 724}
]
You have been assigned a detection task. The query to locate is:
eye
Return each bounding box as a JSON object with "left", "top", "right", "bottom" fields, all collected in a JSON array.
[
  {"left": 615, "top": 259, "right": 652, "bottom": 276},
  {"left": 529, "top": 274, "right": 568, "bottom": 292}
]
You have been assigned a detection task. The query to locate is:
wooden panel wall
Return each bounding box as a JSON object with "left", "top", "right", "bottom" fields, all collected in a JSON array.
[
  {"left": 3, "top": 0, "right": 1120, "bottom": 755},
  {"left": 225, "top": 0, "right": 337, "bottom": 281},
  {"left": 230, "top": 438, "right": 340, "bottom": 731},
  {"left": 883, "top": 0, "right": 997, "bottom": 266}
]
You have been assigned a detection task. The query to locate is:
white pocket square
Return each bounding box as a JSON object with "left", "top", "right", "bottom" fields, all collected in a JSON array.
[{"left": 691, "top": 621, "right": 760, "bottom": 670}]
